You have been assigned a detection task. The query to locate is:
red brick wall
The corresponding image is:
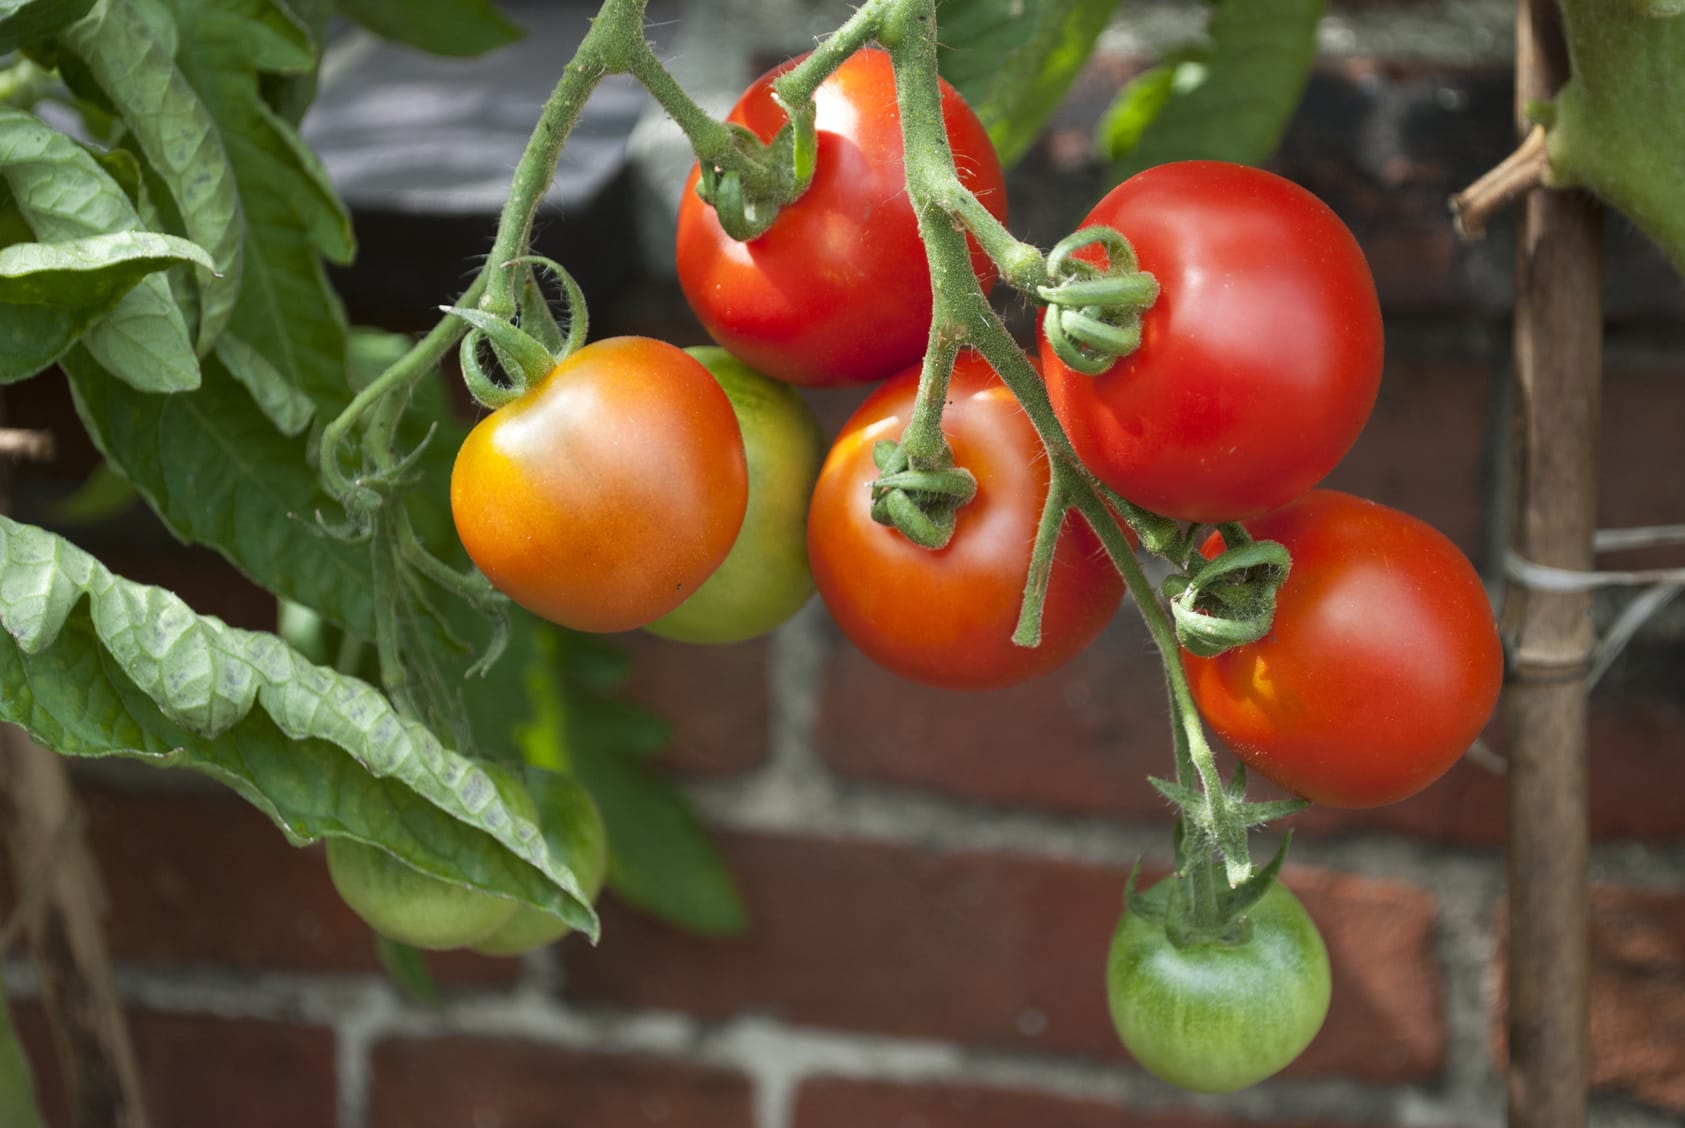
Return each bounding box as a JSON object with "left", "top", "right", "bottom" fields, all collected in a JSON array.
[{"left": 5, "top": 5, "right": 1684, "bottom": 1127}]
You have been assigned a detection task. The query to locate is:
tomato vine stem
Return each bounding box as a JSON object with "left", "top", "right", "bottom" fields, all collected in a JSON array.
[{"left": 877, "top": 0, "right": 1267, "bottom": 894}]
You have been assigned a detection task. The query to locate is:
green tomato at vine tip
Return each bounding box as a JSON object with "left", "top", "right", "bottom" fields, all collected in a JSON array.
[
  {"left": 644, "top": 346, "right": 826, "bottom": 644},
  {"left": 470, "top": 772, "right": 609, "bottom": 957},
  {"left": 1107, "top": 877, "right": 1331, "bottom": 1093},
  {"left": 326, "top": 765, "right": 536, "bottom": 951}
]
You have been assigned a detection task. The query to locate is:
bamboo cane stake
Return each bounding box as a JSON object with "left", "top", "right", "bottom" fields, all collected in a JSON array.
[{"left": 1503, "top": 1, "right": 1600, "bottom": 1124}]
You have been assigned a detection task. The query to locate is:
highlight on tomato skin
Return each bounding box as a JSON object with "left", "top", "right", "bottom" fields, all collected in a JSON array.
[
  {"left": 1182, "top": 490, "right": 1504, "bottom": 809},
  {"left": 1039, "top": 160, "right": 1384, "bottom": 524},
  {"left": 806, "top": 351, "right": 1125, "bottom": 691},
  {"left": 675, "top": 47, "right": 1007, "bottom": 388},
  {"left": 449, "top": 336, "right": 749, "bottom": 634}
]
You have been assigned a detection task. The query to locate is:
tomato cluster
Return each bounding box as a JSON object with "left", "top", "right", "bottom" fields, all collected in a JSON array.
[{"left": 439, "top": 45, "right": 1507, "bottom": 1093}]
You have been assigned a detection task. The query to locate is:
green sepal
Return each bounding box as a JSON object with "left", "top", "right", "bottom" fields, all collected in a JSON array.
[
  {"left": 440, "top": 304, "right": 556, "bottom": 408},
  {"left": 1165, "top": 538, "right": 1291, "bottom": 658}
]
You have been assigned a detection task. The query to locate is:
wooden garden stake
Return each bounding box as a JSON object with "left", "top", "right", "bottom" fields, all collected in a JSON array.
[
  {"left": 0, "top": 401, "right": 150, "bottom": 1128},
  {"left": 1503, "top": 1, "right": 1600, "bottom": 1124}
]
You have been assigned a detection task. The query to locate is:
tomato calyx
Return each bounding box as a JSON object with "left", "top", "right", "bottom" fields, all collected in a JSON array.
[
  {"left": 694, "top": 97, "right": 818, "bottom": 241},
  {"left": 1037, "top": 226, "right": 1160, "bottom": 376},
  {"left": 444, "top": 254, "right": 591, "bottom": 409},
  {"left": 867, "top": 438, "right": 978, "bottom": 550},
  {"left": 1127, "top": 818, "right": 1296, "bottom": 949},
  {"left": 1161, "top": 528, "right": 1293, "bottom": 658}
]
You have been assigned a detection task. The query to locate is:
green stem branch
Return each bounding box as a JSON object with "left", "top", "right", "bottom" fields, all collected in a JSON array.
[
  {"left": 878, "top": 0, "right": 1252, "bottom": 887},
  {"left": 774, "top": 0, "right": 893, "bottom": 103}
]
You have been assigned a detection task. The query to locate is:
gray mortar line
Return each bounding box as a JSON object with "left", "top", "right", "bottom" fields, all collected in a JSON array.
[{"left": 10, "top": 950, "right": 1683, "bottom": 1128}]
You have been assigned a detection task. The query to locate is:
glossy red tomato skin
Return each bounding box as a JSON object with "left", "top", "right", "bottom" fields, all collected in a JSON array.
[
  {"left": 808, "top": 353, "right": 1125, "bottom": 690},
  {"left": 676, "top": 48, "right": 1007, "bottom": 387},
  {"left": 450, "top": 337, "right": 748, "bottom": 633},
  {"left": 1040, "top": 161, "right": 1383, "bottom": 523},
  {"left": 1183, "top": 491, "right": 1503, "bottom": 808}
]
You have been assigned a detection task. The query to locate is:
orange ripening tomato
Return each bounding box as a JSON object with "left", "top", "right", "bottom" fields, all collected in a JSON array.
[{"left": 450, "top": 336, "right": 748, "bottom": 633}]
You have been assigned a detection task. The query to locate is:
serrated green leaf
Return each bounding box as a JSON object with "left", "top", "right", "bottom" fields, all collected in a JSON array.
[
  {"left": 936, "top": 0, "right": 1117, "bottom": 167},
  {"left": 337, "top": 0, "right": 521, "bottom": 58},
  {"left": 59, "top": 0, "right": 245, "bottom": 350},
  {"left": 0, "top": 109, "right": 203, "bottom": 391},
  {"left": 63, "top": 347, "right": 377, "bottom": 638},
  {"left": 1547, "top": 0, "right": 1685, "bottom": 274},
  {"left": 0, "top": 512, "right": 597, "bottom": 937},
  {"left": 0, "top": 991, "right": 44, "bottom": 1128},
  {"left": 0, "top": 0, "right": 95, "bottom": 53},
  {"left": 1106, "top": 0, "right": 1324, "bottom": 180}
]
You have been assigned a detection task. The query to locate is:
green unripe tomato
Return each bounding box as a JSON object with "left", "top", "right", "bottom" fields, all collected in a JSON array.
[
  {"left": 325, "top": 768, "right": 537, "bottom": 951},
  {"left": 1106, "top": 877, "right": 1330, "bottom": 1093},
  {"left": 470, "top": 772, "right": 609, "bottom": 957},
  {"left": 645, "top": 346, "right": 825, "bottom": 644}
]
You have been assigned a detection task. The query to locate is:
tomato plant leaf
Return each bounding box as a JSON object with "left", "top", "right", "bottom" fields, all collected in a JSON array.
[
  {"left": 1093, "top": 46, "right": 1208, "bottom": 160},
  {"left": 171, "top": 0, "right": 353, "bottom": 418},
  {"left": 570, "top": 712, "right": 748, "bottom": 937},
  {"left": 58, "top": 0, "right": 245, "bottom": 352},
  {"left": 0, "top": 991, "right": 44, "bottom": 1128},
  {"left": 180, "top": 0, "right": 313, "bottom": 72},
  {"left": 0, "top": 303, "right": 103, "bottom": 381},
  {"left": 63, "top": 349, "right": 378, "bottom": 638},
  {"left": 0, "top": 513, "right": 599, "bottom": 937},
  {"left": 1101, "top": 0, "right": 1324, "bottom": 180},
  {"left": 935, "top": 0, "right": 1118, "bottom": 167},
  {"left": 507, "top": 627, "right": 742, "bottom": 936},
  {"left": 335, "top": 0, "right": 522, "bottom": 58},
  {"left": 540, "top": 633, "right": 741, "bottom": 936},
  {"left": 213, "top": 331, "right": 316, "bottom": 436},
  {"left": 0, "top": 108, "right": 204, "bottom": 391},
  {"left": 1544, "top": 0, "right": 1685, "bottom": 275},
  {"left": 0, "top": 0, "right": 92, "bottom": 51},
  {"left": 44, "top": 461, "right": 138, "bottom": 525},
  {"left": 262, "top": 0, "right": 333, "bottom": 123},
  {"left": 0, "top": 230, "right": 211, "bottom": 306}
]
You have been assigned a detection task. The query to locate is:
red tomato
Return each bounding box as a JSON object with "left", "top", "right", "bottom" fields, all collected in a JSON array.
[
  {"left": 450, "top": 337, "right": 748, "bottom": 633},
  {"left": 1183, "top": 491, "right": 1503, "bottom": 808},
  {"left": 676, "top": 48, "right": 1007, "bottom": 387},
  {"left": 808, "top": 352, "right": 1125, "bottom": 689},
  {"left": 1040, "top": 161, "right": 1383, "bottom": 523}
]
